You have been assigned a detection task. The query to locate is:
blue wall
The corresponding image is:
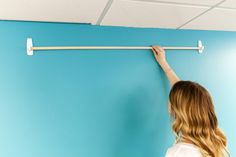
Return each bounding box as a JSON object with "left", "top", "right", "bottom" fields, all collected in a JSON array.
[{"left": 0, "top": 21, "right": 235, "bottom": 157}]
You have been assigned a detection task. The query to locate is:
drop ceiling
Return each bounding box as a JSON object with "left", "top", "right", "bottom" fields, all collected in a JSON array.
[{"left": 0, "top": 0, "right": 236, "bottom": 31}]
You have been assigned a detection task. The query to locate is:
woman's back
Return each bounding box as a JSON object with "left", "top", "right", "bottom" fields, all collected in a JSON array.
[{"left": 165, "top": 142, "right": 203, "bottom": 157}]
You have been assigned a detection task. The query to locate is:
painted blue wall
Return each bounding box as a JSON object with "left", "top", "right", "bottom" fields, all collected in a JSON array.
[{"left": 0, "top": 21, "right": 235, "bottom": 157}]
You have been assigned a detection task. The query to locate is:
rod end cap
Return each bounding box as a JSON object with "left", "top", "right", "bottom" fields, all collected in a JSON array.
[
  {"left": 27, "top": 38, "right": 33, "bottom": 56},
  {"left": 198, "top": 40, "right": 204, "bottom": 54}
]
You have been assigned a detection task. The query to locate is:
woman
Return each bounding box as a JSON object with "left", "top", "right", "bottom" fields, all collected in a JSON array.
[{"left": 151, "top": 46, "right": 229, "bottom": 157}]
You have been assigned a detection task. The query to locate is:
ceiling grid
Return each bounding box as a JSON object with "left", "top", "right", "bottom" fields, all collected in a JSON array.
[{"left": 0, "top": 0, "right": 236, "bottom": 31}]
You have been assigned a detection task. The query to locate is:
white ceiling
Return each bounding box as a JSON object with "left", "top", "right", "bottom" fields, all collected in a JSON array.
[
  {"left": 101, "top": 0, "right": 209, "bottom": 29},
  {"left": 1, "top": 0, "right": 236, "bottom": 31},
  {"left": 0, "top": 0, "right": 109, "bottom": 23}
]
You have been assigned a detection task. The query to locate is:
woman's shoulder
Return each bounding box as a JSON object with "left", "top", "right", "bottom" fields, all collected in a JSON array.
[{"left": 165, "top": 142, "right": 203, "bottom": 157}]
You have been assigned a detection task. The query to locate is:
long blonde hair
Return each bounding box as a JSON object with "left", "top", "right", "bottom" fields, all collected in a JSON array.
[{"left": 169, "top": 81, "right": 229, "bottom": 157}]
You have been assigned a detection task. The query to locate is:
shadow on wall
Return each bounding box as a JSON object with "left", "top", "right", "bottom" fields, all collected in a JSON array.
[{"left": 110, "top": 76, "right": 172, "bottom": 157}]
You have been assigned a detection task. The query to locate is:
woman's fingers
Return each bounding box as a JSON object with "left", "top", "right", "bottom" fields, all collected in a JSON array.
[
  {"left": 156, "top": 46, "right": 164, "bottom": 53},
  {"left": 152, "top": 46, "right": 159, "bottom": 55},
  {"left": 151, "top": 47, "right": 157, "bottom": 56},
  {"left": 152, "top": 45, "right": 163, "bottom": 55}
]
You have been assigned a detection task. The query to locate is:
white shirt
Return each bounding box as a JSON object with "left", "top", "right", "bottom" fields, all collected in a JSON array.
[{"left": 165, "top": 142, "right": 203, "bottom": 157}]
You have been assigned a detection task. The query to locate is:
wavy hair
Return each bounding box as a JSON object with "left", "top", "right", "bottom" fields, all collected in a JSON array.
[{"left": 169, "top": 81, "right": 229, "bottom": 157}]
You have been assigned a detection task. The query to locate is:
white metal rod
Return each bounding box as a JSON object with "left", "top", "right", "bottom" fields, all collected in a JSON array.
[
  {"left": 32, "top": 46, "right": 200, "bottom": 50},
  {"left": 26, "top": 38, "right": 204, "bottom": 56}
]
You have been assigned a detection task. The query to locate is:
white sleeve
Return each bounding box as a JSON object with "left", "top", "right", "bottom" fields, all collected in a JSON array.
[
  {"left": 164, "top": 149, "right": 174, "bottom": 157},
  {"left": 164, "top": 146, "right": 180, "bottom": 157},
  {"left": 164, "top": 144, "right": 203, "bottom": 157}
]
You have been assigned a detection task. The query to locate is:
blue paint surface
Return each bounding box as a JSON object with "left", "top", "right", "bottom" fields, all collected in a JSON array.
[{"left": 0, "top": 21, "right": 235, "bottom": 157}]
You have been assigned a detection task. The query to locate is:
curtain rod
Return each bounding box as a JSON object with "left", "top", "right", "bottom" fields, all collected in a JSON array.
[{"left": 26, "top": 38, "right": 204, "bottom": 56}]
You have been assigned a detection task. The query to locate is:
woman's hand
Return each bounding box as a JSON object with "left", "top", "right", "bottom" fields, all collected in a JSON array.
[
  {"left": 151, "top": 45, "right": 166, "bottom": 64},
  {"left": 151, "top": 45, "right": 180, "bottom": 86}
]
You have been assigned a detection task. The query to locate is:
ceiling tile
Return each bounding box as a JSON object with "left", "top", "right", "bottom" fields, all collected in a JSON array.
[
  {"left": 219, "top": 0, "right": 236, "bottom": 8},
  {"left": 0, "top": 0, "right": 109, "bottom": 23},
  {"left": 131, "top": 0, "right": 222, "bottom": 6},
  {"left": 101, "top": 0, "right": 209, "bottom": 28},
  {"left": 182, "top": 7, "right": 236, "bottom": 31}
]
